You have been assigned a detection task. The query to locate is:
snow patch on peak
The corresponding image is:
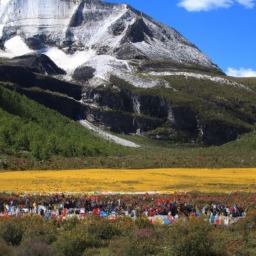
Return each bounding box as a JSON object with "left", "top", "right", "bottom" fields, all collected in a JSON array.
[
  {"left": 133, "top": 38, "right": 211, "bottom": 66},
  {"left": 43, "top": 47, "right": 96, "bottom": 75},
  {"left": 78, "top": 55, "right": 132, "bottom": 82},
  {"left": 79, "top": 3, "right": 132, "bottom": 49},
  {"left": 0, "top": 35, "right": 33, "bottom": 58},
  {"left": 0, "top": 24, "right": 4, "bottom": 37},
  {"left": 76, "top": 55, "right": 170, "bottom": 89},
  {"left": 0, "top": 0, "right": 11, "bottom": 16}
]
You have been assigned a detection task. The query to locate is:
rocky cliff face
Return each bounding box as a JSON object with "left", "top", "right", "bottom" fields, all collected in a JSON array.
[
  {"left": 81, "top": 84, "right": 250, "bottom": 145},
  {"left": 0, "top": 61, "right": 82, "bottom": 100}
]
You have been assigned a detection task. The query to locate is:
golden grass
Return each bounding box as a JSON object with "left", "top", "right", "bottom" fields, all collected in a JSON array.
[{"left": 0, "top": 168, "right": 256, "bottom": 193}]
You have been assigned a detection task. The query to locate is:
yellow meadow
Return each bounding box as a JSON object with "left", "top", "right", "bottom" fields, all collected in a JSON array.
[{"left": 0, "top": 168, "right": 255, "bottom": 193}]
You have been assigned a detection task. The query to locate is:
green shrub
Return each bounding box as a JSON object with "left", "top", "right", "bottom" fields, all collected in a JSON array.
[
  {"left": 22, "top": 215, "right": 57, "bottom": 244},
  {"left": 135, "top": 217, "right": 152, "bottom": 229},
  {"left": 0, "top": 217, "right": 24, "bottom": 245},
  {"left": 81, "top": 248, "right": 101, "bottom": 256},
  {"left": 60, "top": 216, "right": 80, "bottom": 231},
  {"left": 169, "top": 218, "right": 223, "bottom": 256},
  {"left": 88, "top": 218, "right": 121, "bottom": 240},
  {"left": 0, "top": 239, "right": 13, "bottom": 256},
  {"left": 108, "top": 235, "right": 161, "bottom": 256},
  {"left": 13, "top": 238, "right": 55, "bottom": 256},
  {"left": 53, "top": 226, "right": 100, "bottom": 256}
]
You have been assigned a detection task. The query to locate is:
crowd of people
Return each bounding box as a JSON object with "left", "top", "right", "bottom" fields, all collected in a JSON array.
[{"left": 0, "top": 192, "right": 246, "bottom": 225}]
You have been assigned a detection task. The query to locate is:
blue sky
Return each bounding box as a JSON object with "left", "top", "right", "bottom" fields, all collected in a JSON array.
[{"left": 105, "top": 0, "right": 256, "bottom": 77}]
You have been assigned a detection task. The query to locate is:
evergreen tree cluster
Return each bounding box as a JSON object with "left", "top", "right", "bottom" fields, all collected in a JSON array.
[{"left": 0, "top": 85, "right": 128, "bottom": 160}]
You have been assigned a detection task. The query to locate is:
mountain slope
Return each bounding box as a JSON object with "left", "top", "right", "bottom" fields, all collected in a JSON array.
[{"left": 0, "top": 0, "right": 255, "bottom": 148}]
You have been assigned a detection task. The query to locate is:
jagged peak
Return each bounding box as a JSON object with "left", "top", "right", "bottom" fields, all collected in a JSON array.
[{"left": 0, "top": 0, "right": 222, "bottom": 75}]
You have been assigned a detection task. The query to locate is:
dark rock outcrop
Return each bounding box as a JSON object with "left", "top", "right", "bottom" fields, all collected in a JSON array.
[
  {"left": 69, "top": 1, "right": 85, "bottom": 27},
  {"left": 0, "top": 64, "right": 82, "bottom": 100},
  {"left": 24, "top": 34, "right": 46, "bottom": 50},
  {"left": 122, "top": 17, "right": 153, "bottom": 43},
  {"left": 72, "top": 66, "right": 96, "bottom": 82},
  {"left": 89, "top": 86, "right": 169, "bottom": 118},
  {"left": 170, "top": 108, "right": 198, "bottom": 131},
  {"left": 3, "top": 84, "right": 81, "bottom": 120},
  {"left": 6, "top": 54, "right": 66, "bottom": 75},
  {"left": 0, "top": 38, "right": 4, "bottom": 49},
  {"left": 82, "top": 87, "right": 133, "bottom": 113},
  {"left": 114, "top": 44, "right": 147, "bottom": 60},
  {"left": 202, "top": 123, "right": 249, "bottom": 146},
  {"left": 81, "top": 86, "right": 197, "bottom": 134},
  {"left": 83, "top": 107, "right": 163, "bottom": 134},
  {"left": 109, "top": 20, "right": 127, "bottom": 36},
  {"left": 139, "top": 95, "right": 169, "bottom": 118}
]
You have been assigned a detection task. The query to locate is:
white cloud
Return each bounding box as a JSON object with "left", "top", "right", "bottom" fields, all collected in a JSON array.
[
  {"left": 177, "top": 0, "right": 255, "bottom": 11},
  {"left": 236, "top": 0, "right": 255, "bottom": 8},
  {"left": 226, "top": 67, "right": 256, "bottom": 77}
]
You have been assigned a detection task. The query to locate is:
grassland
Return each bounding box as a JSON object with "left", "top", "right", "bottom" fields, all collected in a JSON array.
[{"left": 1, "top": 168, "right": 256, "bottom": 193}]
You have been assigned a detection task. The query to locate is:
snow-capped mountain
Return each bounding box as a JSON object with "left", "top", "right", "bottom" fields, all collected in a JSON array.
[
  {"left": 3, "top": 0, "right": 250, "bottom": 147},
  {"left": 0, "top": 0, "right": 221, "bottom": 86}
]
